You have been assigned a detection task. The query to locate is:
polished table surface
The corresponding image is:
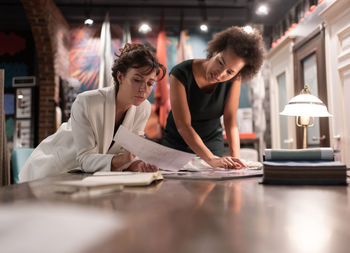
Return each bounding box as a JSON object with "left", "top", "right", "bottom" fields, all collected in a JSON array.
[{"left": 1, "top": 173, "right": 350, "bottom": 253}]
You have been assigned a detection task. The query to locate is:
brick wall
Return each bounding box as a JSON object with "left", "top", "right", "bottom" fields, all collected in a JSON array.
[{"left": 21, "top": 0, "right": 70, "bottom": 142}]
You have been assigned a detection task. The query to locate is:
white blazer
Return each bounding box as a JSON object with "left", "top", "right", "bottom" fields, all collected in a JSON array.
[{"left": 19, "top": 86, "right": 151, "bottom": 182}]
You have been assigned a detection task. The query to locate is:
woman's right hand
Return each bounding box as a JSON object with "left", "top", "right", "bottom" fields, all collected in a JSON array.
[
  {"left": 126, "top": 160, "right": 158, "bottom": 172},
  {"left": 111, "top": 151, "right": 135, "bottom": 171},
  {"left": 207, "top": 156, "right": 247, "bottom": 170}
]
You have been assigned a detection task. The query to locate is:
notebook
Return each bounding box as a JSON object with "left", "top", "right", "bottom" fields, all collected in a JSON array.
[{"left": 55, "top": 172, "right": 163, "bottom": 194}]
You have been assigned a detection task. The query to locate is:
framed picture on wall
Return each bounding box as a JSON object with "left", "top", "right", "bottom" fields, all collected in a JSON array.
[
  {"left": 15, "top": 88, "right": 31, "bottom": 118},
  {"left": 14, "top": 119, "right": 32, "bottom": 148}
]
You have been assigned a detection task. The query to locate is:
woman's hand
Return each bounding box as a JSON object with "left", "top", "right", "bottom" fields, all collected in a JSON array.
[
  {"left": 207, "top": 156, "right": 247, "bottom": 170},
  {"left": 111, "top": 151, "right": 135, "bottom": 171},
  {"left": 126, "top": 160, "right": 158, "bottom": 172}
]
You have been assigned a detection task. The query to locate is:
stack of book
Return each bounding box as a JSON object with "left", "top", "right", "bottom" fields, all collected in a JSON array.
[{"left": 262, "top": 148, "right": 347, "bottom": 185}]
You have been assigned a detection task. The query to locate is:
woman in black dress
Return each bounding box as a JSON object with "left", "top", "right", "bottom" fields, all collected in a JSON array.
[{"left": 162, "top": 26, "right": 264, "bottom": 169}]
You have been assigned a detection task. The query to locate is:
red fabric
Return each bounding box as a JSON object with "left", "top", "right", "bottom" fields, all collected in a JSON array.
[
  {"left": 154, "top": 19, "right": 169, "bottom": 129},
  {"left": 223, "top": 132, "right": 256, "bottom": 139},
  {"left": 239, "top": 132, "right": 256, "bottom": 139}
]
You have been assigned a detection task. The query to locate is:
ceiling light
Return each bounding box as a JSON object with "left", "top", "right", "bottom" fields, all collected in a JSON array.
[
  {"left": 256, "top": 4, "right": 269, "bottom": 15},
  {"left": 84, "top": 18, "right": 94, "bottom": 26},
  {"left": 243, "top": 25, "right": 253, "bottom": 34},
  {"left": 138, "top": 23, "right": 152, "bottom": 34},
  {"left": 200, "top": 24, "right": 208, "bottom": 32}
]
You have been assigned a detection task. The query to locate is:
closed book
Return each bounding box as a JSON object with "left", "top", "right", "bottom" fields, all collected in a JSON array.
[
  {"left": 264, "top": 148, "right": 334, "bottom": 161},
  {"left": 262, "top": 161, "right": 347, "bottom": 185}
]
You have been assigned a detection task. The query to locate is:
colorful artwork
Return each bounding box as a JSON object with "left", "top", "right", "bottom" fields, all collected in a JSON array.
[
  {"left": 69, "top": 26, "right": 101, "bottom": 91},
  {"left": 68, "top": 25, "right": 212, "bottom": 92},
  {"left": 69, "top": 25, "right": 122, "bottom": 92}
]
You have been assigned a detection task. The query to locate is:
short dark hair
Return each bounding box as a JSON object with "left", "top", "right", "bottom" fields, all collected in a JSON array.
[
  {"left": 207, "top": 26, "right": 265, "bottom": 81},
  {"left": 112, "top": 43, "right": 166, "bottom": 90}
]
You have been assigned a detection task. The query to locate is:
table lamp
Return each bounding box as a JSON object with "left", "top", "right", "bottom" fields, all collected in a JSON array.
[{"left": 280, "top": 85, "right": 332, "bottom": 149}]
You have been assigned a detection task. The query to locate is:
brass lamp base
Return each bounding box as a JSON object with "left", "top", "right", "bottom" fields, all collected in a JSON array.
[
  {"left": 302, "top": 125, "right": 307, "bottom": 149},
  {"left": 296, "top": 116, "right": 314, "bottom": 149}
]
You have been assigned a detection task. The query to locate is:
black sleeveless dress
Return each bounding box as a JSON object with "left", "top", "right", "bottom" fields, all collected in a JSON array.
[{"left": 162, "top": 60, "right": 234, "bottom": 156}]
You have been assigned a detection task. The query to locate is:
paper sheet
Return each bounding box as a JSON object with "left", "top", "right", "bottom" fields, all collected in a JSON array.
[
  {"left": 162, "top": 169, "right": 263, "bottom": 180},
  {"left": 115, "top": 126, "right": 196, "bottom": 171},
  {"left": 180, "top": 156, "right": 263, "bottom": 171}
]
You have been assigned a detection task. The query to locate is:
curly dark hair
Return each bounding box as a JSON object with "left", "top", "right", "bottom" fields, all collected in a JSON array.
[
  {"left": 207, "top": 26, "right": 265, "bottom": 81},
  {"left": 112, "top": 43, "right": 166, "bottom": 91}
]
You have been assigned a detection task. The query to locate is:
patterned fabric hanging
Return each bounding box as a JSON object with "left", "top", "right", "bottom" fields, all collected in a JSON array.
[{"left": 154, "top": 14, "right": 170, "bottom": 130}]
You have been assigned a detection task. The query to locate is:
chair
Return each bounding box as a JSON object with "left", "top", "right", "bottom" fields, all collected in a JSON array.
[{"left": 11, "top": 148, "right": 34, "bottom": 184}]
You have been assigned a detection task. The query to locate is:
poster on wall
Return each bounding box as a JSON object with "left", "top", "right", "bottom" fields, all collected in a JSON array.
[{"left": 15, "top": 88, "right": 31, "bottom": 118}]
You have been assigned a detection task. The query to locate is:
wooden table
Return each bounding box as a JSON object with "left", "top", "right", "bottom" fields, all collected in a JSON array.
[{"left": 1, "top": 173, "right": 350, "bottom": 253}]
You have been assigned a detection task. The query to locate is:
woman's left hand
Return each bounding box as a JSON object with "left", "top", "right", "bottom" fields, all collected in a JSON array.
[
  {"left": 229, "top": 157, "right": 248, "bottom": 169},
  {"left": 126, "top": 160, "right": 158, "bottom": 172},
  {"left": 223, "top": 157, "right": 248, "bottom": 169},
  {"left": 207, "top": 156, "right": 248, "bottom": 170}
]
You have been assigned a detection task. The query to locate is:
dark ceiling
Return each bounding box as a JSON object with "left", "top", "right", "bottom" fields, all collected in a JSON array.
[
  {"left": 1, "top": 0, "right": 298, "bottom": 31},
  {"left": 53, "top": 0, "right": 299, "bottom": 28}
]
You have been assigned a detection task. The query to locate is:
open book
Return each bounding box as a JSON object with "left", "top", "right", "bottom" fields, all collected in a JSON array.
[{"left": 55, "top": 172, "right": 163, "bottom": 194}]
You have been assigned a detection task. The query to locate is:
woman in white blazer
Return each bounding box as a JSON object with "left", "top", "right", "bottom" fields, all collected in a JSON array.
[{"left": 19, "top": 43, "right": 166, "bottom": 182}]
